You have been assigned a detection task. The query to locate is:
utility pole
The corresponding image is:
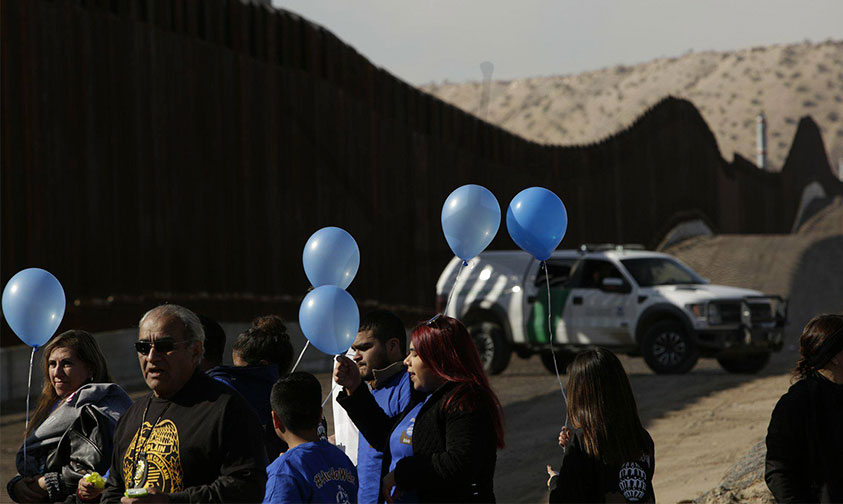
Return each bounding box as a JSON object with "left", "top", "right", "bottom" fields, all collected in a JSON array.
[
  {"left": 480, "top": 61, "right": 494, "bottom": 121},
  {"left": 756, "top": 112, "right": 768, "bottom": 170}
]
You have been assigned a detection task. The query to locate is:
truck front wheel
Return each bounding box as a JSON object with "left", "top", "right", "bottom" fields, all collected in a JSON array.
[
  {"left": 641, "top": 320, "right": 699, "bottom": 374},
  {"left": 467, "top": 321, "right": 512, "bottom": 375},
  {"left": 716, "top": 352, "right": 771, "bottom": 374}
]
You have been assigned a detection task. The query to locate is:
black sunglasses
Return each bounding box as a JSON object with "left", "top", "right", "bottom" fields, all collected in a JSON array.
[{"left": 134, "top": 339, "right": 194, "bottom": 355}]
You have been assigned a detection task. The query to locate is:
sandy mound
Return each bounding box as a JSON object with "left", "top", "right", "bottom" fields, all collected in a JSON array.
[
  {"left": 659, "top": 199, "right": 842, "bottom": 503},
  {"left": 421, "top": 40, "right": 843, "bottom": 172}
]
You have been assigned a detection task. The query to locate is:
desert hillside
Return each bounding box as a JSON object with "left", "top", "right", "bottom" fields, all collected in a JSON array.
[{"left": 421, "top": 40, "right": 843, "bottom": 171}]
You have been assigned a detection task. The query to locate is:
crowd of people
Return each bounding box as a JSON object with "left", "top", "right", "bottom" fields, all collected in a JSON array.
[{"left": 5, "top": 303, "right": 842, "bottom": 503}]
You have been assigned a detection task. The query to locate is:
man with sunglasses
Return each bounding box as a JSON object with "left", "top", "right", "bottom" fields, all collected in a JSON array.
[{"left": 101, "top": 304, "right": 267, "bottom": 503}]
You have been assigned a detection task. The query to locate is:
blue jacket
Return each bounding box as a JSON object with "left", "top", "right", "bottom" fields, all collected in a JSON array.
[
  {"left": 207, "top": 364, "right": 279, "bottom": 422},
  {"left": 207, "top": 364, "right": 285, "bottom": 460},
  {"left": 356, "top": 364, "right": 412, "bottom": 503}
]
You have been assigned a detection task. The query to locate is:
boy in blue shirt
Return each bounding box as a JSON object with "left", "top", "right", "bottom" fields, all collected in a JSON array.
[{"left": 264, "top": 373, "right": 358, "bottom": 503}]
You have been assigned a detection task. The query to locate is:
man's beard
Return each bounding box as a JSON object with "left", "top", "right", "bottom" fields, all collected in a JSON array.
[{"left": 362, "top": 349, "right": 389, "bottom": 381}]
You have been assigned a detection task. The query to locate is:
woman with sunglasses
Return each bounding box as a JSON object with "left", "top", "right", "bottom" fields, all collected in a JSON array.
[
  {"left": 334, "top": 315, "right": 505, "bottom": 503},
  {"left": 6, "top": 330, "right": 132, "bottom": 503}
]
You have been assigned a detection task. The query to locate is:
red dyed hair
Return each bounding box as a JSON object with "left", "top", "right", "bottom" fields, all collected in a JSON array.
[{"left": 411, "top": 315, "right": 505, "bottom": 449}]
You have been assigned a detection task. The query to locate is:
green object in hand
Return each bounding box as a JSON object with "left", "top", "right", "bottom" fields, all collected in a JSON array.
[
  {"left": 83, "top": 472, "right": 106, "bottom": 489},
  {"left": 125, "top": 487, "right": 148, "bottom": 498}
]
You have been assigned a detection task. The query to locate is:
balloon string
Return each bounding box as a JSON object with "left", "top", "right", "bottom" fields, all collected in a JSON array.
[
  {"left": 544, "top": 262, "right": 568, "bottom": 420},
  {"left": 443, "top": 260, "right": 468, "bottom": 317},
  {"left": 290, "top": 340, "right": 310, "bottom": 375},
  {"left": 24, "top": 346, "right": 36, "bottom": 466},
  {"left": 322, "top": 381, "right": 337, "bottom": 408},
  {"left": 324, "top": 353, "right": 344, "bottom": 407}
]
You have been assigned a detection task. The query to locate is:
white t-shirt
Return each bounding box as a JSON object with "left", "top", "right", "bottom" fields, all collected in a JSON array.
[{"left": 331, "top": 351, "right": 359, "bottom": 464}]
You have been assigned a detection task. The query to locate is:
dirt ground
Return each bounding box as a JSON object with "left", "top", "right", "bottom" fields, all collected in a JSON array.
[
  {"left": 482, "top": 351, "right": 795, "bottom": 504},
  {"left": 0, "top": 349, "right": 796, "bottom": 504}
]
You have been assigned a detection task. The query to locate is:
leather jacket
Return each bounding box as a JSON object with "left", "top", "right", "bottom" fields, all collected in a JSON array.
[{"left": 7, "top": 404, "right": 117, "bottom": 502}]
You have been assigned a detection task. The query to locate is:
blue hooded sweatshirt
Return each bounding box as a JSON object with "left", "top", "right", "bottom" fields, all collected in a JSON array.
[{"left": 207, "top": 364, "right": 284, "bottom": 460}]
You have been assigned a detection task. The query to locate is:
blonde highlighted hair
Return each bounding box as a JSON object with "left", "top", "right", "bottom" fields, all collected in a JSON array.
[{"left": 26, "top": 330, "right": 112, "bottom": 438}]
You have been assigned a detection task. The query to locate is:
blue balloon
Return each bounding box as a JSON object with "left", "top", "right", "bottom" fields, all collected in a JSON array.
[
  {"left": 441, "top": 184, "right": 501, "bottom": 261},
  {"left": 506, "top": 187, "right": 568, "bottom": 261},
  {"left": 2, "top": 268, "right": 66, "bottom": 348},
  {"left": 303, "top": 227, "right": 360, "bottom": 289},
  {"left": 299, "top": 285, "right": 360, "bottom": 355}
]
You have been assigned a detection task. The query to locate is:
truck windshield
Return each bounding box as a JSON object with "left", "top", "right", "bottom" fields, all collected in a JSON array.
[{"left": 620, "top": 257, "right": 705, "bottom": 287}]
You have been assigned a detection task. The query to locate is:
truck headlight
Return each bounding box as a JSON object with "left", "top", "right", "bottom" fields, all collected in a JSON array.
[
  {"left": 708, "top": 303, "right": 722, "bottom": 325},
  {"left": 686, "top": 303, "right": 707, "bottom": 320}
]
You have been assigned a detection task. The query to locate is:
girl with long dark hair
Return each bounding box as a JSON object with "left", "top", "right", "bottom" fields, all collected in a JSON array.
[
  {"left": 546, "top": 348, "right": 655, "bottom": 503},
  {"left": 335, "top": 315, "right": 505, "bottom": 503},
  {"left": 6, "top": 330, "right": 132, "bottom": 503},
  {"left": 765, "top": 313, "right": 843, "bottom": 502}
]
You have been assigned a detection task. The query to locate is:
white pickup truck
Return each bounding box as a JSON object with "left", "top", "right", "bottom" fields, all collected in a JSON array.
[{"left": 436, "top": 245, "right": 787, "bottom": 375}]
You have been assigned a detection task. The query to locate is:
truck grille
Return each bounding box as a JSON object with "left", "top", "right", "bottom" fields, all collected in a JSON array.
[
  {"left": 748, "top": 302, "right": 774, "bottom": 322},
  {"left": 717, "top": 303, "right": 741, "bottom": 324},
  {"left": 713, "top": 300, "right": 774, "bottom": 324}
]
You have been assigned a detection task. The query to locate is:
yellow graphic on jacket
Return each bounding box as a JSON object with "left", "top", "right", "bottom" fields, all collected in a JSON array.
[{"left": 122, "top": 420, "right": 184, "bottom": 492}]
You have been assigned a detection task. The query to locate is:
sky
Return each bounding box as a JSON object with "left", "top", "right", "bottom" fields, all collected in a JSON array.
[{"left": 272, "top": 0, "right": 842, "bottom": 85}]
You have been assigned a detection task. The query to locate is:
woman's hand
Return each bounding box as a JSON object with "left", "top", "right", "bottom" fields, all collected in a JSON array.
[
  {"left": 557, "top": 426, "right": 571, "bottom": 449},
  {"left": 13, "top": 477, "right": 48, "bottom": 503},
  {"left": 333, "top": 355, "right": 362, "bottom": 395},
  {"left": 77, "top": 477, "right": 104, "bottom": 501},
  {"left": 382, "top": 471, "right": 402, "bottom": 504},
  {"left": 546, "top": 465, "right": 559, "bottom": 488}
]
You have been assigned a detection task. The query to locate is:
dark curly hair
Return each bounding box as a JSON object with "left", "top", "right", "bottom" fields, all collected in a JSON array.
[
  {"left": 793, "top": 314, "right": 843, "bottom": 380},
  {"left": 231, "top": 315, "right": 294, "bottom": 376}
]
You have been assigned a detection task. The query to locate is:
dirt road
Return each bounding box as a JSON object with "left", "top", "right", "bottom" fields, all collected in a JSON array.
[
  {"left": 0, "top": 351, "right": 794, "bottom": 503},
  {"left": 488, "top": 351, "right": 794, "bottom": 504}
]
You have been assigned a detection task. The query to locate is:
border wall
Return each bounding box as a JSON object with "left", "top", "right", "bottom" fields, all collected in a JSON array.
[{"left": 3, "top": 0, "right": 840, "bottom": 344}]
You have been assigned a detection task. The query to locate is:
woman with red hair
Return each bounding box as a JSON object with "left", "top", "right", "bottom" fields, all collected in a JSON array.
[{"left": 335, "top": 314, "right": 505, "bottom": 503}]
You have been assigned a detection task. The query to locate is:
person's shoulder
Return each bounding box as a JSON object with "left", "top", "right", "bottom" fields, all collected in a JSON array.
[
  {"left": 273, "top": 443, "right": 321, "bottom": 472},
  {"left": 209, "top": 365, "right": 278, "bottom": 384},
  {"left": 173, "top": 372, "right": 256, "bottom": 418},
  {"left": 640, "top": 427, "right": 655, "bottom": 447},
  {"left": 190, "top": 370, "right": 245, "bottom": 400},
  {"left": 439, "top": 383, "right": 493, "bottom": 416},
  {"left": 266, "top": 449, "right": 308, "bottom": 485},
  {"left": 113, "top": 393, "right": 151, "bottom": 432},
  {"left": 71, "top": 383, "right": 131, "bottom": 407},
  {"left": 205, "top": 365, "right": 232, "bottom": 381},
  {"left": 776, "top": 377, "right": 818, "bottom": 408},
  {"left": 318, "top": 440, "right": 354, "bottom": 464}
]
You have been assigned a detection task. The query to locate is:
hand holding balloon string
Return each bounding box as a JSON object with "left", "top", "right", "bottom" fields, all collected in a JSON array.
[
  {"left": 320, "top": 355, "right": 352, "bottom": 407},
  {"left": 333, "top": 355, "right": 362, "bottom": 395}
]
